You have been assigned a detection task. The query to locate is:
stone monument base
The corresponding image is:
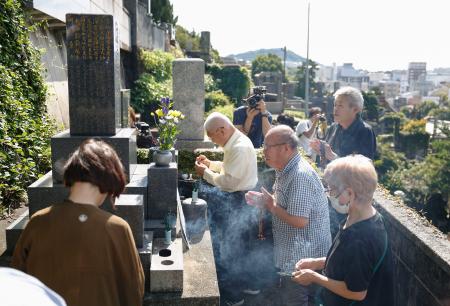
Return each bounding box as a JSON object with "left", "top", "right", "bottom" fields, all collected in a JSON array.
[{"left": 51, "top": 128, "right": 137, "bottom": 183}]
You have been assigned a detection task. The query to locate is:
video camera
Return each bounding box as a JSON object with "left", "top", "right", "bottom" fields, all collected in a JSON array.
[
  {"left": 245, "top": 86, "right": 267, "bottom": 109},
  {"left": 318, "top": 114, "right": 326, "bottom": 122}
]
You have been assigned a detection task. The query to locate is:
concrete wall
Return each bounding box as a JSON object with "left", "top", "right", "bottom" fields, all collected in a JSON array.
[
  {"left": 136, "top": 1, "right": 167, "bottom": 51},
  {"left": 28, "top": 0, "right": 168, "bottom": 127},
  {"left": 373, "top": 190, "right": 450, "bottom": 306},
  {"left": 29, "top": 27, "right": 69, "bottom": 128}
]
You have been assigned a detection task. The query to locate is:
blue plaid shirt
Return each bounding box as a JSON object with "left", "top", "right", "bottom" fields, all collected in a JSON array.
[{"left": 272, "top": 154, "right": 332, "bottom": 272}]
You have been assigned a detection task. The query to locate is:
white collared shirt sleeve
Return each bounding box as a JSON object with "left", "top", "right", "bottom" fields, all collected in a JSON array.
[
  {"left": 208, "top": 160, "right": 223, "bottom": 173},
  {"left": 202, "top": 132, "right": 257, "bottom": 192}
]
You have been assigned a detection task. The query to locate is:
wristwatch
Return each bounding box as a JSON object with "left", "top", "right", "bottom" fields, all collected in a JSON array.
[{"left": 261, "top": 111, "right": 269, "bottom": 117}]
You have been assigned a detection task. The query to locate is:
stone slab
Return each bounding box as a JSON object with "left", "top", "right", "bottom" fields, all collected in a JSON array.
[
  {"left": 138, "top": 231, "right": 154, "bottom": 293},
  {"left": 173, "top": 58, "right": 205, "bottom": 140},
  {"left": 144, "top": 230, "right": 219, "bottom": 305},
  {"left": 113, "top": 194, "right": 144, "bottom": 248},
  {"left": 150, "top": 238, "right": 183, "bottom": 293},
  {"left": 51, "top": 128, "right": 137, "bottom": 183},
  {"left": 147, "top": 162, "right": 177, "bottom": 219},
  {"left": 28, "top": 168, "right": 146, "bottom": 217},
  {"left": 5, "top": 211, "right": 29, "bottom": 254},
  {"left": 66, "top": 14, "right": 121, "bottom": 136}
]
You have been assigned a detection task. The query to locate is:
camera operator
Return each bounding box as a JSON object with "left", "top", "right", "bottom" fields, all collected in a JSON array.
[
  {"left": 295, "top": 107, "right": 324, "bottom": 161},
  {"left": 233, "top": 88, "right": 272, "bottom": 148}
]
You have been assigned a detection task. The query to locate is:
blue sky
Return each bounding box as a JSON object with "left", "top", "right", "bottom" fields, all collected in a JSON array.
[{"left": 171, "top": 0, "right": 450, "bottom": 71}]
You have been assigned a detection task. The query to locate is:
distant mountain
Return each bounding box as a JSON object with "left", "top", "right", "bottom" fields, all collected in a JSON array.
[{"left": 228, "top": 48, "right": 306, "bottom": 63}]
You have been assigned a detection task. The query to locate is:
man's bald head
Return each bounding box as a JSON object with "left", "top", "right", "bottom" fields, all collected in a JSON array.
[
  {"left": 204, "top": 112, "right": 235, "bottom": 147},
  {"left": 204, "top": 112, "right": 233, "bottom": 132},
  {"left": 266, "top": 125, "right": 299, "bottom": 149}
]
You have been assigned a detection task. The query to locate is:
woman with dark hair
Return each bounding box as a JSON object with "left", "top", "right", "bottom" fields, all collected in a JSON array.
[{"left": 11, "top": 139, "right": 145, "bottom": 306}]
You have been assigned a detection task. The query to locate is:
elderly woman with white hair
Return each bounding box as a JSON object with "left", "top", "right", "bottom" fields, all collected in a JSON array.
[
  {"left": 291, "top": 155, "right": 394, "bottom": 306},
  {"left": 310, "top": 86, "right": 377, "bottom": 162}
]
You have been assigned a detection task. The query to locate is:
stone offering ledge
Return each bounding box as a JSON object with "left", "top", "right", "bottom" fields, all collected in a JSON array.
[{"left": 373, "top": 189, "right": 450, "bottom": 305}]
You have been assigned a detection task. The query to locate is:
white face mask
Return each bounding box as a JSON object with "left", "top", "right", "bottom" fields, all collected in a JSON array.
[{"left": 329, "top": 195, "right": 349, "bottom": 214}]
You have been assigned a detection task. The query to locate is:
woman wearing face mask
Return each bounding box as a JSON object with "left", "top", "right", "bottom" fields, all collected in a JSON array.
[{"left": 291, "top": 154, "right": 394, "bottom": 306}]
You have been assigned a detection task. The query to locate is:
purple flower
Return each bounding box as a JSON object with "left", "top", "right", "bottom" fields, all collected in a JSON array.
[{"left": 162, "top": 106, "right": 168, "bottom": 115}]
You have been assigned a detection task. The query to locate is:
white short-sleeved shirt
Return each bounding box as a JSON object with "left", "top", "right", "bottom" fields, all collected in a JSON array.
[
  {"left": 203, "top": 130, "right": 258, "bottom": 192},
  {"left": 295, "top": 119, "right": 315, "bottom": 158}
]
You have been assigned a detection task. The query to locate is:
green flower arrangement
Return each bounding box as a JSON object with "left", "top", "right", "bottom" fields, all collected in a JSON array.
[{"left": 151, "top": 97, "right": 185, "bottom": 150}]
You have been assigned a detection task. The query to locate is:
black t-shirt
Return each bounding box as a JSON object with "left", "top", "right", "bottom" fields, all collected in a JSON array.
[
  {"left": 325, "top": 117, "right": 377, "bottom": 160},
  {"left": 318, "top": 212, "right": 394, "bottom": 306}
]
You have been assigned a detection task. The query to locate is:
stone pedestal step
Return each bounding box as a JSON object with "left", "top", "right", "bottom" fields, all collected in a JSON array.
[
  {"left": 51, "top": 128, "right": 137, "bottom": 183},
  {"left": 150, "top": 238, "right": 184, "bottom": 293},
  {"left": 5, "top": 211, "right": 29, "bottom": 254},
  {"left": 27, "top": 164, "right": 148, "bottom": 217}
]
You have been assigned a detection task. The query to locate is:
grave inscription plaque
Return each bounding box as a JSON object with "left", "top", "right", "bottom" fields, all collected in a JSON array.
[{"left": 66, "top": 14, "right": 121, "bottom": 136}]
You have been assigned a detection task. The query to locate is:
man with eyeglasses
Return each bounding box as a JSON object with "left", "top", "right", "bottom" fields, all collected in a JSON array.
[
  {"left": 194, "top": 112, "right": 258, "bottom": 306},
  {"left": 246, "top": 125, "right": 331, "bottom": 306}
]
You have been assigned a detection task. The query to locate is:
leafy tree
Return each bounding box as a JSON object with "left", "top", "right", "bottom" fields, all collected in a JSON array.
[
  {"left": 429, "top": 107, "right": 450, "bottom": 121},
  {"left": 131, "top": 49, "right": 174, "bottom": 114},
  {"left": 400, "top": 105, "right": 414, "bottom": 119},
  {"left": 415, "top": 100, "right": 439, "bottom": 119},
  {"left": 251, "top": 54, "right": 283, "bottom": 78},
  {"left": 151, "top": 0, "right": 178, "bottom": 25},
  {"left": 362, "top": 91, "right": 380, "bottom": 122},
  {"left": 208, "top": 64, "right": 251, "bottom": 104},
  {"left": 294, "top": 59, "right": 318, "bottom": 99},
  {"left": 175, "top": 25, "right": 200, "bottom": 51},
  {"left": 401, "top": 119, "right": 426, "bottom": 134}
]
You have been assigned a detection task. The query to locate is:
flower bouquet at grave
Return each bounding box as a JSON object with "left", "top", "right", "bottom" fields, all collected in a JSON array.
[
  {"left": 151, "top": 97, "right": 185, "bottom": 166},
  {"left": 151, "top": 97, "right": 185, "bottom": 151}
]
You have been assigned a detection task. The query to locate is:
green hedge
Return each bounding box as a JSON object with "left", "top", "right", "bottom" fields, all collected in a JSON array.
[
  {"left": 205, "top": 104, "right": 235, "bottom": 122},
  {"left": 0, "top": 0, "right": 56, "bottom": 213},
  {"left": 205, "top": 90, "right": 231, "bottom": 113},
  {"left": 137, "top": 147, "right": 312, "bottom": 178}
]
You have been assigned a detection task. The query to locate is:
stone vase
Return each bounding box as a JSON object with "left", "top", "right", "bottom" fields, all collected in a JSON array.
[{"left": 153, "top": 149, "right": 172, "bottom": 166}]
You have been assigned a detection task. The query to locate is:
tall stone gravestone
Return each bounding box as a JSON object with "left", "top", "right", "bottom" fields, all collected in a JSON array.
[
  {"left": 51, "top": 14, "right": 136, "bottom": 183},
  {"left": 66, "top": 14, "right": 121, "bottom": 135},
  {"left": 173, "top": 58, "right": 214, "bottom": 151}
]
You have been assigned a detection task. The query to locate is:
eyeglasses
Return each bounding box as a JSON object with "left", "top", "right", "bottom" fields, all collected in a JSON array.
[
  {"left": 324, "top": 187, "right": 342, "bottom": 198},
  {"left": 263, "top": 142, "right": 286, "bottom": 150}
]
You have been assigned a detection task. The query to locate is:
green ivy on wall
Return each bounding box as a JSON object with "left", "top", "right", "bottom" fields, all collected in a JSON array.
[{"left": 0, "top": 0, "right": 56, "bottom": 213}]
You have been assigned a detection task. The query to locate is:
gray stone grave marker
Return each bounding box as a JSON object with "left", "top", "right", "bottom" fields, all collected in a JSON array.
[{"left": 66, "top": 14, "right": 121, "bottom": 135}]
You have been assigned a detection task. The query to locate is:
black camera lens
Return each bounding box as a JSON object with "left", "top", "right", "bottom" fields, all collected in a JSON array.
[
  {"left": 247, "top": 95, "right": 259, "bottom": 109},
  {"left": 318, "top": 116, "right": 326, "bottom": 122}
]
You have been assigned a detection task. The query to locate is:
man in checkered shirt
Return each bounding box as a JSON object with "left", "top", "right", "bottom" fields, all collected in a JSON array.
[{"left": 246, "top": 125, "right": 332, "bottom": 306}]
